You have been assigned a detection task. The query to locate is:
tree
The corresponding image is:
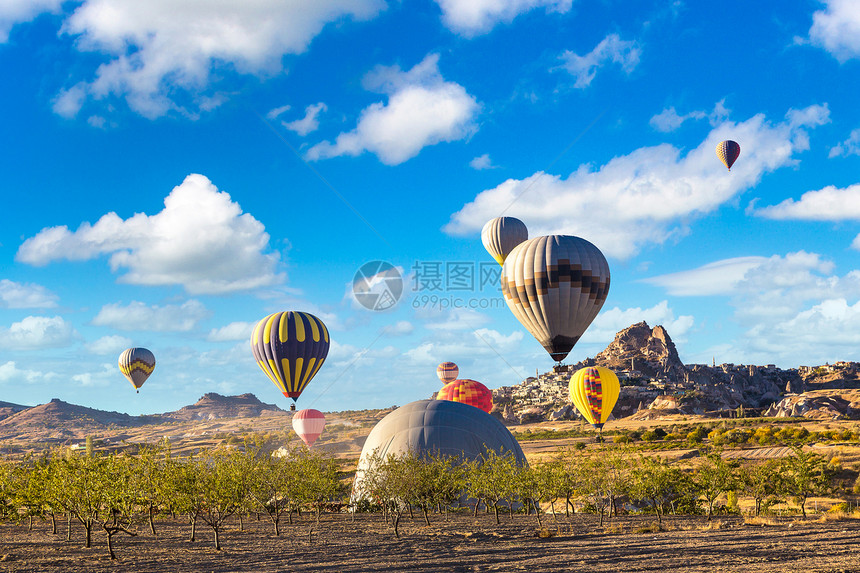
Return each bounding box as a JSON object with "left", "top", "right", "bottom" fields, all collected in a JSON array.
[
  {"left": 465, "top": 450, "right": 520, "bottom": 525},
  {"left": 781, "top": 447, "right": 834, "bottom": 518},
  {"left": 693, "top": 453, "right": 739, "bottom": 521},
  {"left": 93, "top": 453, "right": 145, "bottom": 559},
  {"left": 741, "top": 459, "right": 784, "bottom": 516},
  {"left": 629, "top": 455, "right": 681, "bottom": 525},
  {"left": 194, "top": 447, "right": 250, "bottom": 550}
]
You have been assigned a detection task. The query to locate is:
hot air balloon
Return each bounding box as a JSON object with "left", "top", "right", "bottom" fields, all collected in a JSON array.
[
  {"left": 481, "top": 217, "right": 529, "bottom": 266},
  {"left": 716, "top": 140, "right": 740, "bottom": 170},
  {"left": 501, "top": 235, "right": 610, "bottom": 363},
  {"left": 293, "top": 408, "right": 326, "bottom": 447},
  {"left": 251, "top": 311, "right": 330, "bottom": 407},
  {"left": 436, "top": 362, "right": 459, "bottom": 385},
  {"left": 569, "top": 366, "right": 619, "bottom": 430},
  {"left": 118, "top": 347, "right": 155, "bottom": 393},
  {"left": 437, "top": 379, "right": 493, "bottom": 413}
]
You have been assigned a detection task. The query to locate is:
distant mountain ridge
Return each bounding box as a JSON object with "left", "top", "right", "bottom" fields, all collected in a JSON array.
[{"left": 0, "top": 392, "right": 286, "bottom": 439}]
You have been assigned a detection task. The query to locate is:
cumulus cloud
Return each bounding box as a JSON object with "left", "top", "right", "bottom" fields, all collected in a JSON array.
[
  {"left": 469, "top": 153, "right": 497, "bottom": 170},
  {"left": 0, "top": 316, "right": 77, "bottom": 350},
  {"left": 0, "top": 361, "right": 48, "bottom": 385},
  {"left": 446, "top": 104, "right": 830, "bottom": 259},
  {"left": 435, "top": 0, "right": 572, "bottom": 37},
  {"left": 382, "top": 321, "right": 414, "bottom": 336},
  {"left": 86, "top": 335, "right": 133, "bottom": 355},
  {"left": 207, "top": 321, "right": 255, "bottom": 342},
  {"left": 92, "top": 300, "right": 211, "bottom": 332},
  {"left": 0, "top": 279, "right": 58, "bottom": 308},
  {"left": 754, "top": 183, "right": 860, "bottom": 221},
  {"left": 646, "top": 250, "right": 860, "bottom": 364},
  {"left": 404, "top": 328, "right": 524, "bottom": 363},
  {"left": 55, "top": 0, "right": 385, "bottom": 118},
  {"left": 650, "top": 106, "right": 707, "bottom": 132},
  {"left": 283, "top": 103, "right": 327, "bottom": 136},
  {"left": 808, "top": 0, "right": 860, "bottom": 62},
  {"left": 306, "top": 54, "right": 480, "bottom": 165},
  {"left": 17, "top": 174, "right": 284, "bottom": 295},
  {"left": 829, "top": 128, "right": 860, "bottom": 157},
  {"left": 0, "top": 0, "right": 64, "bottom": 43},
  {"left": 558, "top": 34, "right": 641, "bottom": 88}
]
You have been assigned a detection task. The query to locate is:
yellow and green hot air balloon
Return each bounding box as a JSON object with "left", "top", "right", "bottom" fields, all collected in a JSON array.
[
  {"left": 569, "top": 366, "right": 619, "bottom": 430},
  {"left": 118, "top": 347, "right": 155, "bottom": 393},
  {"left": 251, "top": 311, "right": 330, "bottom": 406}
]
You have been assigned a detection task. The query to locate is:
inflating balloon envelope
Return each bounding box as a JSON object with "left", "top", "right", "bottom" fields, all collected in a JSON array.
[{"left": 501, "top": 235, "right": 610, "bottom": 363}]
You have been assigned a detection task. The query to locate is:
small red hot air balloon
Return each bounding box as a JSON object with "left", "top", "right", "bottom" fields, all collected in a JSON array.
[
  {"left": 437, "top": 379, "right": 493, "bottom": 413},
  {"left": 716, "top": 140, "right": 740, "bottom": 170},
  {"left": 292, "top": 408, "right": 326, "bottom": 447}
]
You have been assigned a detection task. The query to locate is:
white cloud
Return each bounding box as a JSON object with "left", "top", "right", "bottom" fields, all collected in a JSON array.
[
  {"left": 404, "top": 328, "right": 524, "bottom": 363},
  {"left": 283, "top": 103, "right": 327, "bottom": 136},
  {"left": 0, "top": 279, "right": 58, "bottom": 308},
  {"left": 207, "top": 321, "right": 255, "bottom": 342},
  {"left": 0, "top": 316, "right": 77, "bottom": 350},
  {"left": 558, "top": 34, "right": 641, "bottom": 88},
  {"left": 92, "top": 300, "right": 211, "bottom": 332},
  {"left": 642, "top": 257, "right": 769, "bottom": 296},
  {"left": 755, "top": 183, "right": 860, "bottom": 221},
  {"left": 808, "top": 0, "right": 860, "bottom": 62},
  {"left": 17, "top": 174, "right": 284, "bottom": 295},
  {"left": 56, "top": 0, "right": 385, "bottom": 118},
  {"left": 266, "top": 104, "right": 291, "bottom": 120},
  {"left": 446, "top": 104, "right": 830, "bottom": 259},
  {"left": 425, "top": 308, "right": 492, "bottom": 331},
  {"left": 469, "top": 153, "right": 497, "bottom": 170},
  {"left": 583, "top": 300, "right": 694, "bottom": 343},
  {"left": 435, "top": 0, "right": 571, "bottom": 37},
  {"left": 306, "top": 54, "right": 480, "bottom": 165},
  {"left": 829, "top": 128, "right": 860, "bottom": 157},
  {"left": 0, "top": 0, "right": 64, "bottom": 43},
  {"left": 0, "top": 361, "right": 47, "bottom": 385},
  {"left": 86, "top": 335, "right": 133, "bottom": 355},
  {"left": 649, "top": 106, "right": 706, "bottom": 132}
]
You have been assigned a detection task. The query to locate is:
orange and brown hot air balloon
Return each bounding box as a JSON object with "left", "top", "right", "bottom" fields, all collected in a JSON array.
[
  {"left": 716, "top": 140, "right": 741, "bottom": 170},
  {"left": 437, "top": 379, "right": 493, "bottom": 413},
  {"left": 436, "top": 362, "right": 459, "bottom": 385}
]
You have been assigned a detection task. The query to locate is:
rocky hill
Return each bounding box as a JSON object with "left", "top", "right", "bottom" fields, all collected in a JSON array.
[
  {"left": 0, "top": 400, "right": 31, "bottom": 422},
  {"left": 164, "top": 392, "right": 286, "bottom": 421},
  {"left": 493, "top": 321, "right": 860, "bottom": 423}
]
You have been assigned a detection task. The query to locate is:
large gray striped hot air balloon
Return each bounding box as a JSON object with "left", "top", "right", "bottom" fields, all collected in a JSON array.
[
  {"left": 501, "top": 235, "right": 609, "bottom": 363},
  {"left": 118, "top": 347, "right": 155, "bottom": 393},
  {"left": 481, "top": 217, "right": 528, "bottom": 266}
]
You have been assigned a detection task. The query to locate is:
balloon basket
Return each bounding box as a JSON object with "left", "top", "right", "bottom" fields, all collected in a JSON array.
[{"left": 290, "top": 404, "right": 296, "bottom": 411}]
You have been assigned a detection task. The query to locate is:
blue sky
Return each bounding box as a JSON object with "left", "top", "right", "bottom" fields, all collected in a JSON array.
[{"left": 2, "top": 0, "right": 860, "bottom": 415}]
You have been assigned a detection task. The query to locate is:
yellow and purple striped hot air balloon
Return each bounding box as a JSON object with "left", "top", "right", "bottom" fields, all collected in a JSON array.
[
  {"left": 569, "top": 366, "right": 619, "bottom": 430},
  {"left": 118, "top": 347, "right": 155, "bottom": 393},
  {"left": 437, "top": 379, "right": 493, "bottom": 413},
  {"left": 716, "top": 140, "right": 741, "bottom": 170},
  {"left": 436, "top": 362, "right": 459, "bottom": 385},
  {"left": 251, "top": 311, "right": 330, "bottom": 405}
]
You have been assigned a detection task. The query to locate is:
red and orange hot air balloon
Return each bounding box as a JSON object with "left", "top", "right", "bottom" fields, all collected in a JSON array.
[
  {"left": 293, "top": 408, "right": 326, "bottom": 447},
  {"left": 436, "top": 362, "right": 459, "bottom": 385},
  {"left": 437, "top": 379, "right": 493, "bottom": 413},
  {"left": 716, "top": 140, "right": 740, "bottom": 170}
]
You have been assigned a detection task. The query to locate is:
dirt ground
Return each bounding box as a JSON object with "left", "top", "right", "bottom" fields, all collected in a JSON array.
[{"left": 2, "top": 511, "right": 860, "bottom": 573}]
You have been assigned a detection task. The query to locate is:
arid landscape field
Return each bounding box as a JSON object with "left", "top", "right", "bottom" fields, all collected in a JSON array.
[{"left": 3, "top": 394, "right": 860, "bottom": 572}]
